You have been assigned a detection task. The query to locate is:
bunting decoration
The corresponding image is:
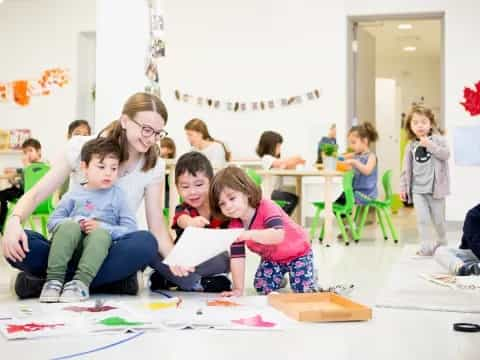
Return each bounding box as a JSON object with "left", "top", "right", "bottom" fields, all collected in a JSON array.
[
  {"left": 144, "top": 0, "right": 165, "bottom": 98},
  {"left": 460, "top": 81, "right": 480, "bottom": 116},
  {"left": 0, "top": 68, "right": 69, "bottom": 107},
  {"left": 173, "top": 88, "right": 322, "bottom": 112}
]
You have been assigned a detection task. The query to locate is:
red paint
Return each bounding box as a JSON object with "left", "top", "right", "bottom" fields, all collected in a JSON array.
[
  {"left": 231, "top": 314, "right": 276, "bottom": 328},
  {"left": 461, "top": 81, "right": 480, "bottom": 116},
  {"left": 63, "top": 305, "right": 117, "bottom": 313},
  {"left": 7, "top": 322, "right": 64, "bottom": 334}
]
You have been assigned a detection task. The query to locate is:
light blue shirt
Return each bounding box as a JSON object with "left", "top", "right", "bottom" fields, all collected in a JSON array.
[{"left": 47, "top": 185, "right": 137, "bottom": 240}]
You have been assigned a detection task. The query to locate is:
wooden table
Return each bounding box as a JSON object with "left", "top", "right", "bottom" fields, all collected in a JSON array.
[{"left": 256, "top": 168, "right": 343, "bottom": 246}]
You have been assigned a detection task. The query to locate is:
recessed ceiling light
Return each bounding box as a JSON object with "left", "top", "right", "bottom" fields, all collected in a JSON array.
[
  {"left": 398, "top": 24, "right": 413, "bottom": 30},
  {"left": 403, "top": 46, "right": 417, "bottom": 52}
]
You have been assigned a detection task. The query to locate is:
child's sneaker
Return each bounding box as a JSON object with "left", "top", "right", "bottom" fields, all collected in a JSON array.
[
  {"left": 200, "top": 275, "right": 231, "bottom": 292},
  {"left": 59, "top": 280, "right": 89, "bottom": 302},
  {"left": 39, "top": 280, "right": 63, "bottom": 303},
  {"left": 457, "top": 263, "right": 480, "bottom": 276}
]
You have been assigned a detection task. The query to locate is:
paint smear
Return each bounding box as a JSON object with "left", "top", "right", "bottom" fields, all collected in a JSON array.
[
  {"left": 231, "top": 315, "right": 276, "bottom": 328},
  {"left": 207, "top": 299, "right": 240, "bottom": 307},
  {"left": 99, "top": 317, "right": 145, "bottom": 327},
  {"left": 146, "top": 301, "right": 177, "bottom": 310},
  {"left": 63, "top": 305, "right": 117, "bottom": 313},
  {"left": 7, "top": 322, "right": 64, "bottom": 334}
]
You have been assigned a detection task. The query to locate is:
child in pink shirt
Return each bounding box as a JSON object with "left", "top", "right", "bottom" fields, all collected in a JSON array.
[{"left": 209, "top": 166, "right": 315, "bottom": 296}]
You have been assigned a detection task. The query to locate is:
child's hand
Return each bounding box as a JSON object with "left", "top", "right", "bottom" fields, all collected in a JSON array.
[
  {"left": 400, "top": 192, "right": 407, "bottom": 202},
  {"left": 190, "top": 216, "right": 210, "bottom": 228},
  {"left": 237, "top": 231, "right": 252, "bottom": 242},
  {"left": 419, "top": 136, "right": 431, "bottom": 147},
  {"left": 221, "top": 288, "right": 243, "bottom": 297},
  {"left": 82, "top": 219, "right": 99, "bottom": 234}
]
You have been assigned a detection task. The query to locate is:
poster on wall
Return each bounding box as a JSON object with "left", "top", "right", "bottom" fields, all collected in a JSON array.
[{"left": 453, "top": 126, "right": 480, "bottom": 166}]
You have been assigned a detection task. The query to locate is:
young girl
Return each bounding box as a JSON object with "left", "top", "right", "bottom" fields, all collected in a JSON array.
[
  {"left": 400, "top": 106, "right": 450, "bottom": 256},
  {"left": 159, "top": 137, "right": 176, "bottom": 159},
  {"left": 184, "top": 118, "right": 231, "bottom": 169},
  {"left": 340, "top": 122, "right": 379, "bottom": 205},
  {"left": 256, "top": 131, "right": 305, "bottom": 215},
  {"left": 209, "top": 166, "right": 315, "bottom": 296},
  {"left": 149, "top": 151, "right": 231, "bottom": 292}
]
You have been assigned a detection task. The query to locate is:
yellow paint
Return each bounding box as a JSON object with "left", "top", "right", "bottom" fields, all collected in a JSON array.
[{"left": 146, "top": 301, "right": 177, "bottom": 310}]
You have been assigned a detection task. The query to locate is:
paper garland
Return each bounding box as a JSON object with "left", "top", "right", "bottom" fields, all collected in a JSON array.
[
  {"left": 0, "top": 68, "right": 69, "bottom": 106},
  {"left": 461, "top": 81, "right": 480, "bottom": 116},
  {"left": 173, "top": 88, "right": 321, "bottom": 112},
  {"left": 144, "top": 0, "right": 165, "bottom": 98}
]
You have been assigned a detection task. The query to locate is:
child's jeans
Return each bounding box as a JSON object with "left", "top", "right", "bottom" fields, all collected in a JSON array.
[
  {"left": 254, "top": 250, "right": 315, "bottom": 294},
  {"left": 434, "top": 246, "right": 479, "bottom": 275},
  {"left": 413, "top": 194, "right": 447, "bottom": 255}
]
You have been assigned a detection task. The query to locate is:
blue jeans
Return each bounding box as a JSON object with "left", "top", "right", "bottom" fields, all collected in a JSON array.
[{"left": 6, "top": 230, "right": 158, "bottom": 288}]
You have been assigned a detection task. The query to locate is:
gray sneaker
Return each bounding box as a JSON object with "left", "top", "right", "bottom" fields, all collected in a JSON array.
[
  {"left": 39, "top": 280, "right": 64, "bottom": 303},
  {"left": 60, "top": 280, "right": 89, "bottom": 302}
]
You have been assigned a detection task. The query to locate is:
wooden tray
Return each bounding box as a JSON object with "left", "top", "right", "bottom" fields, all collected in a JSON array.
[{"left": 268, "top": 292, "right": 372, "bottom": 322}]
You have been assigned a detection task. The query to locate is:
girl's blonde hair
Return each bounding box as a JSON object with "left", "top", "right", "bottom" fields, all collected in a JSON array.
[
  {"left": 349, "top": 122, "right": 378, "bottom": 144},
  {"left": 209, "top": 166, "right": 261, "bottom": 221},
  {"left": 185, "top": 118, "right": 231, "bottom": 161},
  {"left": 405, "top": 105, "right": 443, "bottom": 140},
  {"left": 99, "top": 92, "right": 168, "bottom": 172}
]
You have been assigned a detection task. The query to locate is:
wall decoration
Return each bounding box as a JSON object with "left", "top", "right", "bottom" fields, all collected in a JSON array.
[
  {"left": 460, "top": 81, "right": 480, "bottom": 116},
  {"left": 173, "top": 88, "right": 322, "bottom": 112},
  {"left": 144, "top": 0, "right": 165, "bottom": 98},
  {"left": 0, "top": 68, "right": 69, "bottom": 106}
]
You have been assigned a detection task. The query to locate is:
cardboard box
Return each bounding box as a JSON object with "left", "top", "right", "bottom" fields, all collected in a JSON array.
[{"left": 268, "top": 292, "right": 372, "bottom": 322}]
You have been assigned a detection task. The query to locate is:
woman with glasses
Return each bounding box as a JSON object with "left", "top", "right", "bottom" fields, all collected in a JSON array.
[{"left": 2, "top": 92, "right": 176, "bottom": 299}]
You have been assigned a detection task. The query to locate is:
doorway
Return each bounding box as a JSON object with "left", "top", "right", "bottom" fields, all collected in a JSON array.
[{"left": 347, "top": 14, "right": 444, "bottom": 194}]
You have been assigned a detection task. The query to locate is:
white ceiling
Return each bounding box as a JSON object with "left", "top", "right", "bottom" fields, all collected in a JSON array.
[{"left": 360, "top": 19, "right": 441, "bottom": 58}]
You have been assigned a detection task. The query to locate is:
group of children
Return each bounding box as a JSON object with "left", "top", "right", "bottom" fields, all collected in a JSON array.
[{"left": 3, "top": 102, "right": 479, "bottom": 303}]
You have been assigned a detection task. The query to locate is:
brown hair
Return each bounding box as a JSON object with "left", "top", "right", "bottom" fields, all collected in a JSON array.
[
  {"left": 185, "top": 118, "right": 231, "bottom": 161},
  {"left": 349, "top": 122, "right": 378, "bottom": 143},
  {"left": 209, "top": 166, "right": 262, "bottom": 220},
  {"left": 256, "top": 131, "right": 283, "bottom": 158},
  {"left": 405, "top": 105, "right": 443, "bottom": 141},
  {"left": 68, "top": 119, "right": 91, "bottom": 138},
  {"left": 160, "top": 137, "right": 176, "bottom": 159},
  {"left": 22, "top": 138, "right": 41, "bottom": 151},
  {"left": 80, "top": 138, "right": 121, "bottom": 165},
  {"left": 99, "top": 92, "right": 168, "bottom": 172}
]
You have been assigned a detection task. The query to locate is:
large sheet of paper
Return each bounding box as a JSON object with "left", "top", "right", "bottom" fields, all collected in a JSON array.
[
  {"left": 453, "top": 126, "right": 480, "bottom": 166},
  {"left": 163, "top": 227, "right": 243, "bottom": 267}
]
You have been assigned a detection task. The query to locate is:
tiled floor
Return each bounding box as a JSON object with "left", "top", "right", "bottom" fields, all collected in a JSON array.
[{"left": 0, "top": 208, "right": 478, "bottom": 359}]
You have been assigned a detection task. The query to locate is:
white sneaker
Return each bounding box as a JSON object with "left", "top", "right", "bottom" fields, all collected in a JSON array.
[
  {"left": 59, "top": 280, "right": 89, "bottom": 302},
  {"left": 39, "top": 280, "right": 63, "bottom": 303}
]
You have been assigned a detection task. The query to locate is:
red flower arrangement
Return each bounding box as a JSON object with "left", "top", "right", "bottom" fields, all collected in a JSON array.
[{"left": 461, "top": 81, "right": 480, "bottom": 116}]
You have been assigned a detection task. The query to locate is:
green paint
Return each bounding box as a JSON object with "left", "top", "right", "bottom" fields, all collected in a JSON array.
[{"left": 99, "top": 317, "right": 144, "bottom": 327}]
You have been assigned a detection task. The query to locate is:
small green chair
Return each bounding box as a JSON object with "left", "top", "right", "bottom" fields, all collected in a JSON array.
[
  {"left": 354, "top": 170, "right": 399, "bottom": 243},
  {"left": 309, "top": 170, "right": 359, "bottom": 246},
  {"left": 245, "top": 168, "right": 290, "bottom": 210}
]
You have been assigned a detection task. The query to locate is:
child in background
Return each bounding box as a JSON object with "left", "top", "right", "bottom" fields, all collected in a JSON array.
[
  {"left": 317, "top": 124, "right": 337, "bottom": 164},
  {"left": 40, "top": 138, "right": 137, "bottom": 302},
  {"left": 185, "top": 118, "right": 231, "bottom": 169},
  {"left": 400, "top": 105, "right": 450, "bottom": 256},
  {"left": 210, "top": 166, "right": 315, "bottom": 296},
  {"left": 256, "top": 131, "right": 305, "bottom": 216},
  {"left": 0, "top": 138, "right": 43, "bottom": 234},
  {"left": 159, "top": 137, "right": 176, "bottom": 159},
  {"left": 149, "top": 152, "right": 231, "bottom": 292}
]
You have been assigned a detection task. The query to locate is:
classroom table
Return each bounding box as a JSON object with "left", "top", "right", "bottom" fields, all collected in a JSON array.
[{"left": 256, "top": 168, "right": 343, "bottom": 246}]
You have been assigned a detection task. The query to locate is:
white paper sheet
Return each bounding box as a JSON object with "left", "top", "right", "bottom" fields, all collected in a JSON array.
[{"left": 163, "top": 227, "right": 243, "bottom": 267}]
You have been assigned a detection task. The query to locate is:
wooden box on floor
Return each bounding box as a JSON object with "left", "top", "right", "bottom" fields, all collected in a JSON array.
[{"left": 267, "top": 292, "right": 372, "bottom": 322}]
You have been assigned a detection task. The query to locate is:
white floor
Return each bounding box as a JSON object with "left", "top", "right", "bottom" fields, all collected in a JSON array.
[{"left": 0, "top": 208, "right": 479, "bottom": 359}]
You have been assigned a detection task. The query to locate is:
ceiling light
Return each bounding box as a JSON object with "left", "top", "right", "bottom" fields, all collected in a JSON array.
[
  {"left": 398, "top": 24, "right": 413, "bottom": 30},
  {"left": 403, "top": 46, "right": 417, "bottom": 52}
]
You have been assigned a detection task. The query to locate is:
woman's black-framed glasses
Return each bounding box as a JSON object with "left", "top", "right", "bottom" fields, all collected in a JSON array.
[{"left": 130, "top": 118, "right": 168, "bottom": 139}]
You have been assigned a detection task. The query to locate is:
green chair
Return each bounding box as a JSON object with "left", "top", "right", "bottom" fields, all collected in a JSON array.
[
  {"left": 354, "top": 170, "right": 399, "bottom": 243},
  {"left": 245, "top": 168, "right": 290, "bottom": 210},
  {"left": 309, "top": 170, "right": 359, "bottom": 246}
]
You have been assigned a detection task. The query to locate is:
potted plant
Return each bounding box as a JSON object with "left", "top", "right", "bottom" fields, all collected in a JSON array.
[{"left": 321, "top": 143, "right": 338, "bottom": 171}]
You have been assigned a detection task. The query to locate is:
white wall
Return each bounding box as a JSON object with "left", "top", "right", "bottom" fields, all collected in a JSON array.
[
  {"left": 0, "top": 0, "right": 95, "bottom": 165},
  {"left": 356, "top": 27, "right": 376, "bottom": 126},
  {"left": 96, "top": 0, "right": 480, "bottom": 221}
]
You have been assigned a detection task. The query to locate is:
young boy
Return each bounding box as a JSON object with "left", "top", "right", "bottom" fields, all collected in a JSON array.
[
  {"left": 0, "top": 138, "right": 43, "bottom": 234},
  {"left": 39, "top": 138, "right": 137, "bottom": 302},
  {"left": 149, "top": 151, "right": 232, "bottom": 292}
]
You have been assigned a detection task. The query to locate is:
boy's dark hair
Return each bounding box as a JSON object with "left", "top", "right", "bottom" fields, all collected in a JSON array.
[
  {"left": 68, "top": 119, "right": 91, "bottom": 138},
  {"left": 209, "top": 166, "right": 262, "bottom": 220},
  {"left": 80, "top": 138, "right": 121, "bottom": 165},
  {"left": 256, "top": 131, "right": 283, "bottom": 158},
  {"left": 21, "top": 138, "right": 41, "bottom": 151},
  {"left": 349, "top": 122, "right": 379, "bottom": 143},
  {"left": 175, "top": 151, "right": 214, "bottom": 184}
]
